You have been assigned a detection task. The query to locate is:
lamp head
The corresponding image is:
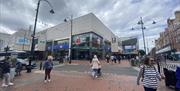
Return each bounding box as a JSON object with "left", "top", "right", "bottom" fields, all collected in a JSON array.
[
  {"left": 64, "top": 19, "right": 67, "bottom": 22},
  {"left": 50, "top": 9, "right": 55, "bottom": 14},
  {"left": 143, "top": 27, "right": 146, "bottom": 29},
  {"left": 137, "top": 21, "right": 141, "bottom": 25},
  {"left": 131, "top": 27, "right": 135, "bottom": 30}
]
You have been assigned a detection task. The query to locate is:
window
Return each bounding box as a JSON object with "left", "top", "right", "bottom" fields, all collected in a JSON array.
[
  {"left": 72, "top": 33, "right": 90, "bottom": 48},
  {"left": 57, "top": 39, "right": 69, "bottom": 45},
  {"left": 91, "top": 33, "right": 102, "bottom": 48}
]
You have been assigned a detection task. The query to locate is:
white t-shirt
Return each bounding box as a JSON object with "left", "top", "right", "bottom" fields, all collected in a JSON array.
[{"left": 91, "top": 58, "right": 100, "bottom": 69}]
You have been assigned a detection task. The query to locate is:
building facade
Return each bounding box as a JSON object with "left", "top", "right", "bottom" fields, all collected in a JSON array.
[
  {"left": 36, "top": 13, "right": 121, "bottom": 60},
  {"left": 122, "top": 38, "right": 138, "bottom": 54},
  {"left": 0, "top": 33, "right": 11, "bottom": 51},
  {"left": 0, "top": 27, "right": 32, "bottom": 52},
  {"left": 156, "top": 11, "right": 180, "bottom": 60},
  {"left": 10, "top": 29, "right": 32, "bottom": 51}
]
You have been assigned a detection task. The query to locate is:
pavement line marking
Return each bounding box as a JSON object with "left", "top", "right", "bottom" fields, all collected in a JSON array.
[
  {"left": 54, "top": 64, "right": 65, "bottom": 67},
  {"left": 132, "top": 67, "right": 140, "bottom": 71}
]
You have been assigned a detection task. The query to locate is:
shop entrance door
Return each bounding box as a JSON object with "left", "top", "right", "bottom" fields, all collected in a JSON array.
[{"left": 72, "top": 49, "right": 89, "bottom": 60}]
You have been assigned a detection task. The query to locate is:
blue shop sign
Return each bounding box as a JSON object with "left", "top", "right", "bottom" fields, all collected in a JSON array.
[
  {"left": 16, "top": 37, "right": 30, "bottom": 45},
  {"left": 47, "top": 44, "right": 69, "bottom": 50}
]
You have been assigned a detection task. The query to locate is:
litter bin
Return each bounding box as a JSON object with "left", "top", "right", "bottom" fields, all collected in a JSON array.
[
  {"left": 131, "top": 59, "right": 135, "bottom": 66},
  {"left": 163, "top": 68, "right": 176, "bottom": 87}
]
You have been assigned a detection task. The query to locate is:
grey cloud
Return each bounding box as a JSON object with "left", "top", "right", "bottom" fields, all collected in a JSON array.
[
  {"left": 0, "top": 0, "right": 35, "bottom": 31},
  {"left": 0, "top": 0, "right": 179, "bottom": 41},
  {"left": 34, "top": 0, "right": 68, "bottom": 24}
]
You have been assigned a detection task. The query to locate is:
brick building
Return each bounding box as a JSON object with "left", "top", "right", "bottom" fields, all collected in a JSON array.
[{"left": 156, "top": 11, "right": 180, "bottom": 60}]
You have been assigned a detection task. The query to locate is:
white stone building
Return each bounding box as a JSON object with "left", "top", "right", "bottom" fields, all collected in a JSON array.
[{"left": 0, "top": 33, "right": 11, "bottom": 51}]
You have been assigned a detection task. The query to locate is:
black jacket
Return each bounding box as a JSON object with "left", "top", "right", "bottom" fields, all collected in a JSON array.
[{"left": 0, "top": 60, "right": 10, "bottom": 74}]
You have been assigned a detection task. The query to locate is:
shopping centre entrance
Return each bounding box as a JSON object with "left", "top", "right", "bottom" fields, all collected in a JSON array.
[{"left": 72, "top": 48, "right": 103, "bottom": 60}]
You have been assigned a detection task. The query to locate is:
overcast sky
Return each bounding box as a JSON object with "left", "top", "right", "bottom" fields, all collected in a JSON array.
[{"left": 0, "top": 0, "right": 180, "bottom": 51}]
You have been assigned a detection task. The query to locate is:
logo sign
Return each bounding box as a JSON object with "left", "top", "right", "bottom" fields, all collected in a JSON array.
[
  {"left": 16, "top": 37, "right": 30, "bottom": 45},
  {"left": 97, "top": 38, "right": 101, "bottom": 44},
  {"left": 75, "top": 37, "right": 80, "bottom": 45}
]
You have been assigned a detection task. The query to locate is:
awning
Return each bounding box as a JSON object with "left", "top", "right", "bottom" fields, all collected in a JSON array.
[{"left": 156, "top": 46, "right": 171, "bottom": 54}]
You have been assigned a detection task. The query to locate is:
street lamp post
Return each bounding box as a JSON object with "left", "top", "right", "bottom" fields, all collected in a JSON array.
[
  {"left": 138, "top": 17, "right": 147, "bottom": 54},
  {"left": 64, "top": 15, "right": 73, "bottom": 64},
  {"left": 132, "top": 17, "right": 156, "bottom": 55},
  {"left": 27, "top": 0, "right": 54, "bottom": 73}
]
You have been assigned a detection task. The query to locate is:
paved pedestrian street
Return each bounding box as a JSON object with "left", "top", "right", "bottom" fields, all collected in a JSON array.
[{"left": 0, "top": 60, "right": 174, "bottom": 91}]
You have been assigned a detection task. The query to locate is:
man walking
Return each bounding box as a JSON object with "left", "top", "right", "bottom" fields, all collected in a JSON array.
[{"left": 1, "top": 57, "right": 14, "bottom": 87}]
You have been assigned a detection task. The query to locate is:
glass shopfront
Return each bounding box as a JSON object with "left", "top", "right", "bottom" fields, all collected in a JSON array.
[
  {"left": 46, "top": 32, "right": 110, "bottom": 60},
  {"left": 72, "top": 32, "right": 103, "bottom": 60},
  {"left": 46, "top": 39, "right": 69, "bottom": 60}
]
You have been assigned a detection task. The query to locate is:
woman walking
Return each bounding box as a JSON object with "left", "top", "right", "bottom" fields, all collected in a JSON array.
[
  {"left": 91, "top": 55, "right": 101, "bottom": 78},
  {"left": 43, "top": 56, "right": 53, "bottom": 83},
  {"left": 137, "top": 56, "right": 162, "bottom": 91}
]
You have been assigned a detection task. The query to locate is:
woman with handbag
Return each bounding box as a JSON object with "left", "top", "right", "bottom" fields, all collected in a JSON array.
[{"left": 137, "top": 56, "right": 162, "bottom": 91}]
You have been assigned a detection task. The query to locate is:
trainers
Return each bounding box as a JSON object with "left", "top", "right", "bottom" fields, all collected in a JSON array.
[
  {"left": 48, "top": 79, "right": 51, "bottom": 82},
  {"left": 2, "top": 84, "right": 8, "bottom": 87},
  {"left": 44, "top": 80, "right": 47, "bottom": 83},
  {"left": 8, "top": 83, "right": 14, "bottom": 86}
]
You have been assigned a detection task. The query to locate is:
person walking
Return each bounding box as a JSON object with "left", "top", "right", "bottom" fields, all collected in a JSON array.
[
  {"left": 137, "top": 56, "right": 162, "bottom": 91},
  {"left": 15, "top": 61, "right": 22, "bottom": 76},
  {"left": 106, "top": 54, "right": 110, "bottom": 63},
  {"left": 64, "top": 54, "right": 69, "bottom": 64},
  {"left": 10, "top": 57, "right": 16, "bottom": 81},
  {"left": 91, "top": 55, "right": 101, "bottom": 78},
  {"left": 117, "top": 55, "right": 121, "bottom": 64},
  {"left": 39, "top": 61, "right": 43, "bottom": 70},
  {"left": 43, "top": 56, "right": 54, "bottom": 83},
  {"left": 111, "top": 55, "right": 114, "bottom": 64},
  {"left": 1, "top": 57, "right": 14, "bottom": 87},
  {"left": 176, "top": 65, "right": 180, "bottom": 91},
  {"left": 114, "top": 55, "right": 117, "bottom": 63}
]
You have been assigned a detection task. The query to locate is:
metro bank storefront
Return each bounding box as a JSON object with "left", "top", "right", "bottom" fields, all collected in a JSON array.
[{"left": 46, "top": 32, "right": 111, "bottom": 60}]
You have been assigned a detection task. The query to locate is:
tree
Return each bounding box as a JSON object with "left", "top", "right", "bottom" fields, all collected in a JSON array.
[{"left": 138, "top": 50, "right": 146, "bottom": 56}]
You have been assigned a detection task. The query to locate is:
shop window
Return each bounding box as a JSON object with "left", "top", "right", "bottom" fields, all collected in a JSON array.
[
  {"left": 72, "top": 33, "right": 90, "bottom": 48},
  {"left": 57, "top": 39, "right": 69, "bottom": 45},
  {"left": 34, "top": 38, "right": 38, "bottom": 45},
  {"left": 92, "top": 33, "right": 102, "bottom": 48},
  {"left": 46, "top": 41, "right": 52, "bottom": 50}
]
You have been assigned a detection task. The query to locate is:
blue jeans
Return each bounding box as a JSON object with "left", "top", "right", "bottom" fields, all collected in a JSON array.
[
  {"left": 92, "top": 69, "right": 98, "bottom": 77},
  {"left": 144, "top": 87, "right": 157, "bottom": 91},
  {"left": 93, "top": 69, "right": 98, "bottom": 74}
]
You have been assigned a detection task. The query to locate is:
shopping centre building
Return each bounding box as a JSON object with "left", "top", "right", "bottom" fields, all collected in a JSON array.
[{"left": 36, "top": 13, "right": 122, "bottom": 60}]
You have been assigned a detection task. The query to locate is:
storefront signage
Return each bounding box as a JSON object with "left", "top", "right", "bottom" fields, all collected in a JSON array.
[
  {"left": 47, "top": 43, "right": 69, "bottom": 50},
  {"left": 75, "top": 37, "right": 80, "bottom": 45},
  {"left": 16, "top": 37, "right": 30, "bottom": 45}
]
